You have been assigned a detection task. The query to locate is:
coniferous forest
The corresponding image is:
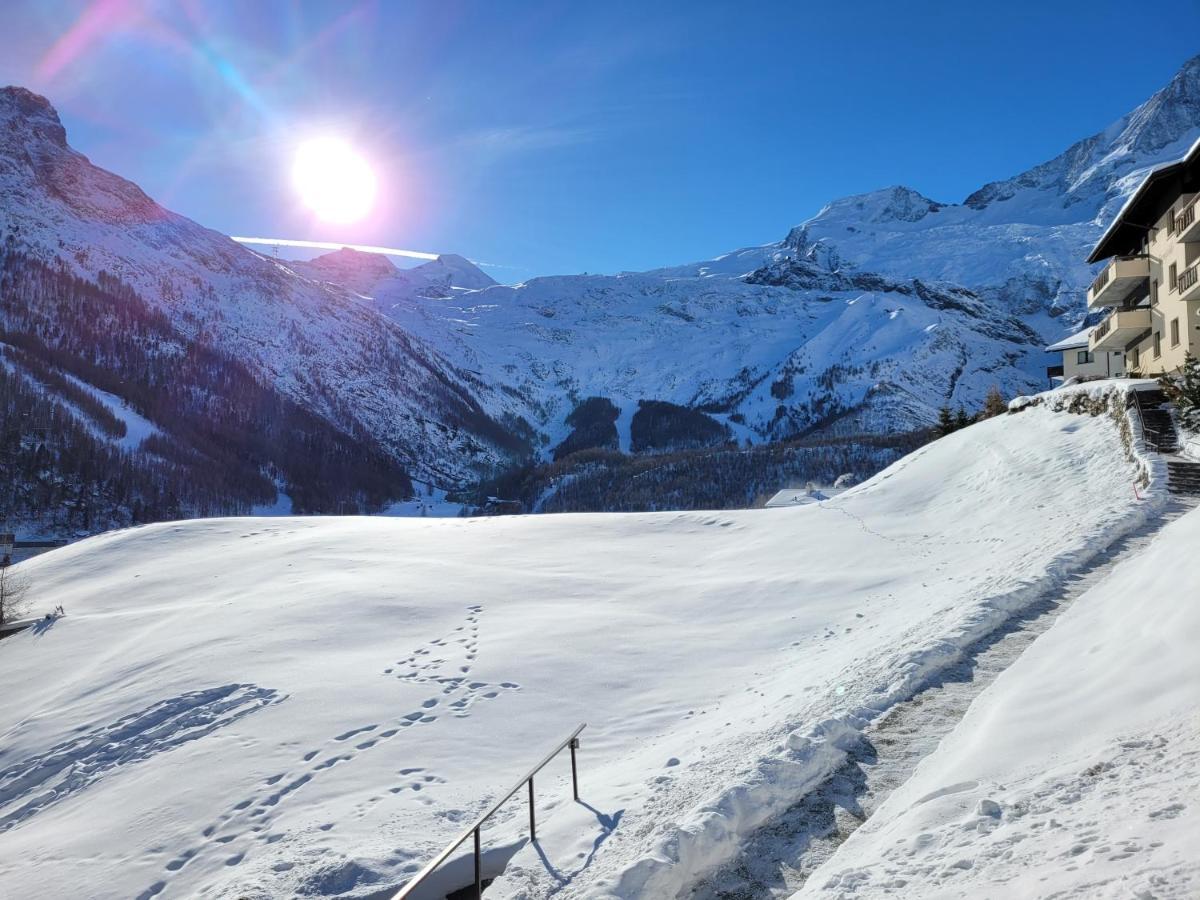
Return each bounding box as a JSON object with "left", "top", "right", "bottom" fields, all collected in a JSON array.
[{"left": 0, "top": 246, "right": 413, "bottom": 535}]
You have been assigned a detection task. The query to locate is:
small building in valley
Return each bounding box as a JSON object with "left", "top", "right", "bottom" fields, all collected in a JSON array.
[
  {"left": 1086, "top": 138, "right": 1200, "bottom": 376},
  {"left": 1046, "top": 326, "right": 1124, "bottom": 384}
]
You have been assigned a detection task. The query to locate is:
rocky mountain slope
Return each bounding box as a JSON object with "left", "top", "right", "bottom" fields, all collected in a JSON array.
[
  {"left": 0, "top": 86, "right": 531, "bottom": 533},
  {"left": 4, "top": 55, "right": 1200, "bottom": 529}
]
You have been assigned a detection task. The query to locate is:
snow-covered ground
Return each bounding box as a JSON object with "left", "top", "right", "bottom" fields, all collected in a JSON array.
[
  {"left": 795, "top": 501, "right": 1200, "bottom": 899},
  {"left": 0, "top": 399, "right": 1167, "bottom": 900}
]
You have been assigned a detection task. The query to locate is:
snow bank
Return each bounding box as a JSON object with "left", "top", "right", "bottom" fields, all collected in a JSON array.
[
  {"left": 1009, "top": 378, "right": 1166, "bottom": 493},
  {"left": 795, "top": 503, "right": 1200, "bottom": 899},
  {"left": 0, "top": 404, "right": 1157, "bottom": 899}
]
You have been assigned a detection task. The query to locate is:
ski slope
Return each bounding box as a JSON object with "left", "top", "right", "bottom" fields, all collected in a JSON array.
[{"left": 0, "top": 400, "right": 1162, "bottom": 899}]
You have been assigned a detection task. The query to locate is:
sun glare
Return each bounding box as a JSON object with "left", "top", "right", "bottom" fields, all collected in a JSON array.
[{"left": 292, "top": 137, "right": 377, "bottom": 224}]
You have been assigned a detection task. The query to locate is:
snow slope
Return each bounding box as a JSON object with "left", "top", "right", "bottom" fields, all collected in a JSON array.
[
  {"left": 794, "top": 503, "right": 1200, "bottom": 899},
  {"left": 0, "top": 399, "right": 1160, "bottom": 900}
]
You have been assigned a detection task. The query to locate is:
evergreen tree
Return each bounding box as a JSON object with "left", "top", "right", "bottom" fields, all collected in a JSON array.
[
  {"left": 954, "top": 407, "right": 974, "bottom": 430},
  {"left": 1159, "top": 352, "right": 1200, "bottom": 430},
  {"left": 936, "top": 406, "right": 956, "bottom": 436}
]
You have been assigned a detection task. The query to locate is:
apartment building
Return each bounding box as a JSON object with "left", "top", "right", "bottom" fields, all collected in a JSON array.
[{"left": 1086, "top": 139, "right": 1200, "bottom": 375}]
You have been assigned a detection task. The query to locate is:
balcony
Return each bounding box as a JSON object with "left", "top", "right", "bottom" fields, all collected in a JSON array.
[
  {"left": 1175, "top": 196, "right": 1200, "bottom": 243},
  {"left": 1088, "top": 255, "right": 1151, "bottom": 308},
  {"left": 1090, "top": 307, "right": 1151, "bottom": 351},
  {"left": 1177, "top": 262, "right": 1200, "bottom": 301}
]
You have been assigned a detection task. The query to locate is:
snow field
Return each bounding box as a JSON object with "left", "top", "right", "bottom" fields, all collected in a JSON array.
[{"left": 0, "top": 402, "right": 1158, "bottom": 899}]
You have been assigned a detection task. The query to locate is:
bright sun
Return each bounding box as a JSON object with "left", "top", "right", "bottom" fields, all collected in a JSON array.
[{"left": 292, "top": 137, "right": 377, "bottom": 224}]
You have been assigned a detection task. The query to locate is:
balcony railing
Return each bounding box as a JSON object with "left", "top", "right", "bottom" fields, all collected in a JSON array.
[
  {"left": 1178, "top": 263, "right": 1199, "bottom": 295},
  {"left": 1176, "top": 203, "right": 1196, "bottom": 235},
  {"left": 1090, "top": 266, "right": 1112, "bottom": 296},
  {"left": 1089, "top": 306, "right": 1152, "bottom": 352}
]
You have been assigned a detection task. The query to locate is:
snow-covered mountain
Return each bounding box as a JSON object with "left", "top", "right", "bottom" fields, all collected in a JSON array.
[
  {"left": 0, "top": 85, "right": 529, "bottom": 515},
  {"left": 305, "top": 56, "right": 1200, "bottom": 463},
  {"left": 699, "top": 55, "right": 1200, "bottom": 320},
  {"left": 4, "top": 55, "right": 1200, "bottom": 527}
]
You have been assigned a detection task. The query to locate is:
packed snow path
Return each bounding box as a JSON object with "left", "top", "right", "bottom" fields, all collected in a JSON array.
[
  {"left": 0, "top": 402, "right": 1164, "bottom": 899},
  {"left": 793, "top": 498, "right": 1200, "bottom": 899},
  {"left": 687, "top": 496, "right": 1197, "bottom": 899}
]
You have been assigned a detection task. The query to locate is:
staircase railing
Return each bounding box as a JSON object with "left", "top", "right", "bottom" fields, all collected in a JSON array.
[
  {"left": 389, "top": 723, "right": 586, "bottom": 900},
  {"left": 1130, "top": 390, "right": 1176, "bottom": 452}
]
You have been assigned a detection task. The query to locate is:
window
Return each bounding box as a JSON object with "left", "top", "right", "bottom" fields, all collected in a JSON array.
[
  {"left": 1076, "top": 350, "right": 1094, "bottom": 365},
  {"left": 1132, "top": 346, "right": 1141, "bottom": 369},
  {"left": 1168, "top": 209, "right": 1176, "bottom": 236},
  {"left": 1152, "top": 279, "right": 1159, "bottom": 305},
  {"left": 1170, "top": 262, "right": 1178, "bottom": 290},
  {"left": 1154, "top": 331, "right": 1162, "bottom": 358},
  {"left": 1172, "top": 317, "right": 1181, "bottom": 347}
]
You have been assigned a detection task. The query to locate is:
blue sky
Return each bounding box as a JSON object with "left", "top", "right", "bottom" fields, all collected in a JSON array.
[{"left": 2, "top": 1, "right": 1199, "bottom": 277}]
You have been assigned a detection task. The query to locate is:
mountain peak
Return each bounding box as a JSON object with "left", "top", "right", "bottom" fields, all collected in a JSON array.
[
  {"left": 811, "top": 185, "right": 945, "bottom": 226},
  {"left": 416, "top": 253, "right": 497, "bottom": 290},
  {"left": 308, "top": 246, "right": 398, "bottom": 274},
  {"left": 0, "top": 85, "right": 67, "bottom": 148}
]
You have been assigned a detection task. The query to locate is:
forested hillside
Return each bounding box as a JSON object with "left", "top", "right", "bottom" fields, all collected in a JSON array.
[{"left": 0, "top": 245, "right": 412, "bottom": 534}]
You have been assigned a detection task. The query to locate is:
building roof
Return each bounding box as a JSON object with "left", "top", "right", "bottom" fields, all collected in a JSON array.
[
  {"left": 1046, "top": 326, "right": 1094, "bottom": 353},
  {"left": 1087, "top": 135, "right": 1200, "bottom": 264}
]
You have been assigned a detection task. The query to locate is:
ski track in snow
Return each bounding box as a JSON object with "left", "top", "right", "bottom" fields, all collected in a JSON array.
[
  {"left": 0, "top": 684, "right": 284, "bottom": 834},
  {"left": 687, "top": 496, "right": 1198, "bottom": 899}
]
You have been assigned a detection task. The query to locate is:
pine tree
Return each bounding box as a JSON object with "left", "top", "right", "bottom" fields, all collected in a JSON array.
[
  {"left": 982, "top": 385, "right": 1007, "bottom": 419},
  {"left": 1159, "top": 352, "right": 1200, "bottom": 430},
  {"left": 936, "top": 406, "right": 956, "bottom": 436},
  {"left": 954, "top": 407, "right": 974, "bottom": 430}
]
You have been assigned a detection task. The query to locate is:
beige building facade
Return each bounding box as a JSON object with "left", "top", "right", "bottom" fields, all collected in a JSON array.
[{"left": 1087, "top": 140, "right": 1200, "bottom": 376}]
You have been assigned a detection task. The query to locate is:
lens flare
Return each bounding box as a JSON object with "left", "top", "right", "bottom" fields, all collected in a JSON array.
[{"left": 292, "top": 137, "right": 377, "bottom": 224}]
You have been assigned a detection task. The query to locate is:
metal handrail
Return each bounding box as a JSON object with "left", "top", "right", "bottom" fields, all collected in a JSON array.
[
  {"left": 390, "top": 723, "right": 586, "bottom": 900},
  {"left": 1129, "top": 390, "right": 1162, "bottom": 449}
]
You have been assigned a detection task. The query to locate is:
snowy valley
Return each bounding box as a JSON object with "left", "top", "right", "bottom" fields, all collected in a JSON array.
[
  {"left": 2, "top": 381, "right": 1197, "bottom": 899},
  {"left": 3, "top": 32, "right": 1200, "bottom": 900}
]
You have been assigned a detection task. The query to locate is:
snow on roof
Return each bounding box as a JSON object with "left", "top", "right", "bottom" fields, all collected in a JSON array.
[
  {"left": 1046, "top": 326, "right": 1094, "bottom": 352},
  {"left": 1088, "top": 133, "right": 1200, "bottom": 263}
]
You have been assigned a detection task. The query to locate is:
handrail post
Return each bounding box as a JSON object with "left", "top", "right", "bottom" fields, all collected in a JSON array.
[
  {"left": 528, "top": 776, "right": 536, "bottom": 842},
  {"left": 473, "top": 827, "right": 482, "bottom": 899},
  {"left": 388, "top": 723, "right": 584, "bottom": 900},
  {"left": 570, "top": 737, "right": 579, "bottom": 801}
]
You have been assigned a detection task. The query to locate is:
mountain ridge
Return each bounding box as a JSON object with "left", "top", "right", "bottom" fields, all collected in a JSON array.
[{"left": 4, "top": 55, "right": 1200, "bottom": 528}]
